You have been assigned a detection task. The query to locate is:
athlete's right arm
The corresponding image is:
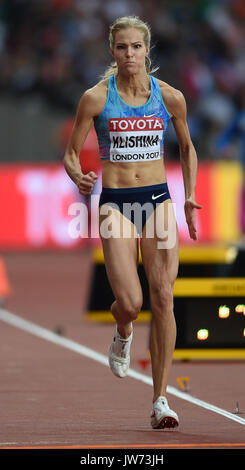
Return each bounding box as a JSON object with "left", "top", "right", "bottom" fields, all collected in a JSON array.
[{"left": 63, "top": 86, "right": 103, "bottom": 195}]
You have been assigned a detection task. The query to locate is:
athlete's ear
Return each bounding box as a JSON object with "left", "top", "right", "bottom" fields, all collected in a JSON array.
[{"left": 110, "top": 48, "right": 115, "bottom": 59}]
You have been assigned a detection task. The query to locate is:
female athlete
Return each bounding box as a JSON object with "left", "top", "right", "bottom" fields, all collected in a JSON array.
[{"left": 63, "top": 16, "right": 202, "bottom": 430}]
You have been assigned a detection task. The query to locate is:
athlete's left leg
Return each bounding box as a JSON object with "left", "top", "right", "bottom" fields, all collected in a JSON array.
[{"left": 140, "top": 199, "right": 179, "bottom": 403}]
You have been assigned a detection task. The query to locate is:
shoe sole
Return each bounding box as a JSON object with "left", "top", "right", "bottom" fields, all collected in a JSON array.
[{"left": 152, "top": 416, "right": 179, "bottom": 429}]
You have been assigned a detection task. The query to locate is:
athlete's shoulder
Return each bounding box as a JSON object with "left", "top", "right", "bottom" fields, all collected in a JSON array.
[
  {"left": 79, "top": 79, "right": 109, "bottom": 117},
  {"left": 155, "top": 78, "right": 186, "bottom": 118},
  {"left": 84, "top": 79, "right": 108, "bottom": 100}
]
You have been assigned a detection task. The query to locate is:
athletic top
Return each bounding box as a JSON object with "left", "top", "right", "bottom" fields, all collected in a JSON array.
[{"left": 94, "top": 75, "right": 171, "bottom": 163}]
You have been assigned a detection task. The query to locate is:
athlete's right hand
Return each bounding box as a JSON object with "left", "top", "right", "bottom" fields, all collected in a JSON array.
[{"left": 76, "top": 171, "right": 98, "bottom": 195}]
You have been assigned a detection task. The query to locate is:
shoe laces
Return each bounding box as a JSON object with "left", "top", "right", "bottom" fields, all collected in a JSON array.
[
  {"left": 154, "top": 396, "right": 169, "bottom": 410},
  {"left": 113, "top": 333, "right": 131, "bottom": 358}
]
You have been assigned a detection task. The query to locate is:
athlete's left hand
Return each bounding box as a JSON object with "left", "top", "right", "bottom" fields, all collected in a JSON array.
[{"left": 184, "top": 199, "right": 203, "bottom": 240}]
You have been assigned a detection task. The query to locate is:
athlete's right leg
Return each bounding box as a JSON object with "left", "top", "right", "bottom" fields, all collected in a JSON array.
[
  {"left": 99, "top": 205, "right": 143, "bottom": 377},
  {"left": 99, "top": 205, "right": 143, "bottom": 339}
]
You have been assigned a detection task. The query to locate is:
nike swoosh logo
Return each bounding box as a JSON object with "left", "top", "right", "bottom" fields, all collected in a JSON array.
[
  {"left": 144, "top": 113, "right": 156, "bottom": 117},
  {"left": 152, "top": 192, "right": 167, "bottom": 200}
]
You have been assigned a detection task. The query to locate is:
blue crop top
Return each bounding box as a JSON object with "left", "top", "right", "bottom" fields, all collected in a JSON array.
[{"left": 94, "top": 74, "right": 171, "bottom": 163}]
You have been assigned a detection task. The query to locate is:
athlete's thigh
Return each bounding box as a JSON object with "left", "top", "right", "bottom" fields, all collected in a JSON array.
[
  {"left": 99, "top": 205, "right": 142, "bottom": 300},
  {"left": 140, "top": 199, "right": 179, "bottom": 286}
]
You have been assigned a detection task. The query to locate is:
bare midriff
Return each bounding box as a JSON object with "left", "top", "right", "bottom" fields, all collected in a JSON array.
[{"left": 101, "top": 158, "right": 167, "bottom": 188}]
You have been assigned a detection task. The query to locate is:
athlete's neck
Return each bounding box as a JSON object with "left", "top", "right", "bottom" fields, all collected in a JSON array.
[{"left": 116, "top": 72, "right": 150, "bottom": 98}]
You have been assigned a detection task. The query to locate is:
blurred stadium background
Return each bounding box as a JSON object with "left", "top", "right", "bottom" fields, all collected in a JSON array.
[{"left": 0, "top": 0, "right": 244, "bottom": 354}]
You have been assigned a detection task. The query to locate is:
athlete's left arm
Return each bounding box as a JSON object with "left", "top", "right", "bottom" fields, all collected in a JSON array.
[{"left": 165, "top": 88, "right": 202, "bottom": 240}]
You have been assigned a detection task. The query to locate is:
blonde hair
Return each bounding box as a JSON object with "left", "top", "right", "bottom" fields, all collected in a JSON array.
[{"left": 102, "top": 16, "right": 158, "bottom": 79}]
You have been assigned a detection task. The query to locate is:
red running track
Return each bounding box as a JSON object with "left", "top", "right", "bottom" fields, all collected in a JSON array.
[{"left": 0, "top": 252, "right": 244, "bottom": 450}]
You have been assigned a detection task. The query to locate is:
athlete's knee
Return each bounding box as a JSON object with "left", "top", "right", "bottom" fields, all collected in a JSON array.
[
  {"left": 150, "top": 281, "right": 174, "bottom": 315},
  {"left": 116, "top": 293, "right": 143, "bottom": 321}
]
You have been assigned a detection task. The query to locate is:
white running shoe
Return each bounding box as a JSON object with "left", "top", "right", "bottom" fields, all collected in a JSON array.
[
  {"left": 108, "top": 324, "right": 133, "bottom": 378},
  {"left": 151, "top": 396, "right": 179, "bottom": 429}
]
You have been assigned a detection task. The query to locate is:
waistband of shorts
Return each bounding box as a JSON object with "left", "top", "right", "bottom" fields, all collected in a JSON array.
[{"left": 101, "top": 182, "right": 168, "bottom": 195}]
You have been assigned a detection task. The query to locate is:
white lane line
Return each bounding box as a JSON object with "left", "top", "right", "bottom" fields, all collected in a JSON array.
[{"left": 1, "top": 308, "right": 245, "bottom": 427}]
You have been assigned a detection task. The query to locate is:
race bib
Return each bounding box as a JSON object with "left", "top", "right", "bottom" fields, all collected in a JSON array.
[{"left": 109, "top": 117, "right": 164, "bottom": 163}]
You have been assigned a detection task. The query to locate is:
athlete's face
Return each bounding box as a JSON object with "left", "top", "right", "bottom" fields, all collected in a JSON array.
[{"left": 111, "top": 28, "right": 149, "bottom": 75}]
